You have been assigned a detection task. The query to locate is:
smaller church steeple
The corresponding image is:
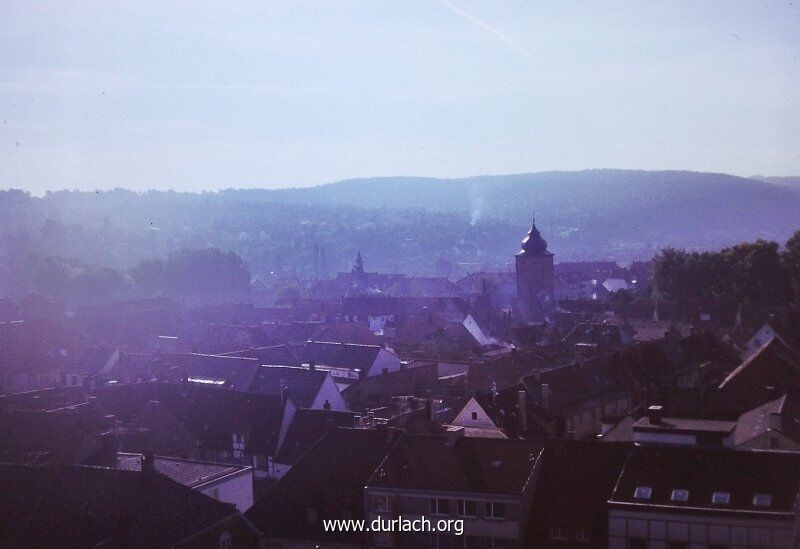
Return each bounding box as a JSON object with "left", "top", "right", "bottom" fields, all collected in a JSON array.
[
  {"left": 519, "top": 212, "right": 549, "bottom": 255},
  {"left": 352, "top": 251, "right": 366, "bottom": 276}
]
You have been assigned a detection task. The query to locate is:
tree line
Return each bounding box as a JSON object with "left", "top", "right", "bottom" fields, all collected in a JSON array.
[
  {"left": 0, "top": 247, "right": 250, "bottom": 307},
  {"left": 652, "top": 230, "right": 800, "bottom": 311}
]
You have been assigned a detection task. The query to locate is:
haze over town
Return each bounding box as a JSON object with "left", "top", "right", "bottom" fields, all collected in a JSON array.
[{"left": 3, "top": 2, "right": 800, "bottom": 549}]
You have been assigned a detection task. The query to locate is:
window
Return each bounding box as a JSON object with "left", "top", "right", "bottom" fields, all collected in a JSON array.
[
  {"left": 633, "top": 486, "right": 652, "bottom": 500},
  {"left": 371, "top": 495, "right": 390, "bottom": 512},
  {"left": 431, "top": 497, "right": 450, "bottom": 515},
  {"left": 432, "top": 533, "right": 459, "bottom": 548},
  {"left": 471, "top": 412, "right": 478, "bottom": 420},
  {"left": 218, "top": 531, "right": 232, "bottom": 549},
  {"left": 372, "top": 531, "right": 392, "bottom": 547},
  {"left": 458, "top": 500, "right": 477, "bottom": 517},
  {"left": 753, "top": 494, "right": 772, "bottom": 507},
  {"left": 670, "top": 489, "right": 689, "bottom": 502},
  {"left": 549, "top": 527, "right": 569, "bottom": 540},
  {"left": 465, "top": 538, "right": 510, "bottom": 549},
  {"left": 711, "top": 491, "right": 730, "bottom": 505},
  {"left": 574, "top": 529, "right": 590, "bottom": 543},
  {"left": 484, "top": 501, "right": 505, "bottom": 519}
]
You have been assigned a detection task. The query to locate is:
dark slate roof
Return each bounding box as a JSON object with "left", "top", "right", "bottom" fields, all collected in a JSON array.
[
  {"left": 0, "top": 462, "right": 243, "bottom": 548},
  {"left": 261, "top": 322, "right": 323, "bottom": 346},
  {"left": 529, "top": 439, "right": 631, "bottom": 546},
  {"left": 249, "top": 365, "right": 329, "bottom": 408},
  {"left": 96, "top": 383, "right": 284, "bottom": 454},
  {"left": 121, "top": 399, "right": 200, "bottom": 456},
  {"left": 0, "top": 409, "right": 106, "bottom": 465},
  {"left": 610, "top": 445, "right": 800, "bottom": 516},
  {"left": 0, "top": 385, "right": 89, "bottom": 412},
  {"left": 367, "top": 433, "right": 543, "bottom": 495},
  {"left": 220, "top": 344, "right": 303, "bottom": 365},
  {"left": 116, "top": 453, "right": 248, "bottom": 488},
  {"left": 274, "top": 408, "right": 358, "bottom": 464},
  {"left": 562, "top": 322, "right": 632, "bottom": 347},
  {"left": 162, "top": 353, "right": 261, "bottom": 391},
  {"left": 302, "top": 340, "right": 384, "bottom": 371},
  {"left": 719, "top": 336, "right": 800, "bottom": 391},
  {"left": 246, "top": 428, "right": 395, "bottom": 544},
  {"left": 734, "top": 392, "right": 800, "bottom": 446},
  {"left": 632, "top": 416, "right": 736, "bottom": 435},
  {"left": 522, "top": 356, "right": 628, "bottom": 414},
  {"left": 382, "top": 277, "right": 465, "bottom": 299}
]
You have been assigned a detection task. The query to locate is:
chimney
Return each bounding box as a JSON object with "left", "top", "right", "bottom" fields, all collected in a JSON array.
[
  {"left": 142, "top": 450, "right": 155, "bottom": 474},
  {"left": 648, "top": 405, "right": 663, "bottom": 425},
  {"left": 425, "top": 399, "right": 435, "bottom": 422},
  {"left": 281, "top": 386, "right": 290, "bottom": 407},
  {"left": 541, "top": 384, "right": 550, "bottom": 414},
  {"left": 354, "top": 415, "right": 363, "bottom": 428},
  {"left": 518, "top": 390, "right": 528, "bottom": 432},
  {"left": 446, "top": 426, "right": 464, "bottom": 446},
  {"left": 309, "top": 360, "right": 316, "bottom": 371}
]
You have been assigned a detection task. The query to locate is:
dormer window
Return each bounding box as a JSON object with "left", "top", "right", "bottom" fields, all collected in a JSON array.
[
  {"left": 753, "top": 494, "right": 772, "bottom": 507},
  {"left": 633, "top": 486, "right": 652, "bottom": 500},
  {"left": 471, "top": 412, "right": 478, "bottom": 420},
  {"left": 711, "top": 491, "right": 731, "bottom": 505},
  {"left": 670, "top": 489, "right": 689, "bottom": 502}
]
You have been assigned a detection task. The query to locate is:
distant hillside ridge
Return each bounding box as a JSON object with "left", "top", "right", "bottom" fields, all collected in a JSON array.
[{"left": 228, "top": 169, "right": 800, "bottom": 244}]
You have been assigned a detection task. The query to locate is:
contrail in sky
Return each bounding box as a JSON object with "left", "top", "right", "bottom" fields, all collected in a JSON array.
[{"left": 439, "top": 0, "right": 534, "bottom": 59}]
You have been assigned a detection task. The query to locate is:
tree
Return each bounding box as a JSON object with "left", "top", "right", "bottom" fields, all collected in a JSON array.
[{"left": 784, "top": 230, "right": 800, "bottom": 304}]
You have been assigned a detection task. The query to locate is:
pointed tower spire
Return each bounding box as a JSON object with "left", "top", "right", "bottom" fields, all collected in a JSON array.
[
  {"left": 520, "top": 211, "right": 549, "bottom": 255},
  {"left": 352, "top": 251, "right": 365, "bottom": 276}
]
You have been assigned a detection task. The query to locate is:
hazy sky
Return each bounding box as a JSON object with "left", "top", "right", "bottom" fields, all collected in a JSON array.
[{"left": 1, "top": 1, "right": 799, "bottom": 193}]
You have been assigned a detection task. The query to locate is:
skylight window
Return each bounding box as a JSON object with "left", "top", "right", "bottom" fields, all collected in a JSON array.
[
  {"left": 670, "top": 489, "right": 689, "bottom": 502},
  {"left": 753, "top": 494, "right": 772, "bottom": 507},
  {"left": 634, "top": 486, "right": 652, "bottom": 500},
  {"left": 711, "top": 491, "right": 730, "bottom": 505}
]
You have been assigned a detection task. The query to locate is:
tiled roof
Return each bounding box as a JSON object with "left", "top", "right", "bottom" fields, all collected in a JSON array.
[
  {"left": 302, "top": 340, "right": 384, "bottom": 371},
  {"left": 719, "top": 336, "right": 800, "bottom": 390},
  {"left": 96, "top": 383, "right": 283, "bottom": 454},
  {"left": 367, "top": 432, "right": 543, "bottom": 495},
  {"left": 0, "top": 462, "right": 245, "bottom": 547},
  {"left": 610, "top": 445, "right": 800, "bottom": 515},
  {"left": 632, "top": 416, "right": 736, "bottom": 435},
  {"left": 522, "top": 357, "right": 627, "bottom": 414},
  {"left": 161, "top": 352, "right": 261, "bottom": 391},
  {"left": 116, "top": 452, "right": 248, "bottom": 488},
  {"left": 0, "top": 409, "right": 106, "bottom": 465},
  {"left": 274, "top": 408, "right": 358, "bottom": 464},
  {"left": 734, "top": 392, "right": 800, "bottom": 446},
  {"left": 122, "top": 399, "right": 200, "bottom": 456},
  {"left": 220, "top": 344, "right": 304, "bottom": 365},
  {"left": 246, "top": 428, "right": 395, "bottom": 544},
  {"left": 529, "top": 439, "right": 631, "bottom": 544},
  {"left": 249, "top": 365, "right": 329, "bottom": 408}
]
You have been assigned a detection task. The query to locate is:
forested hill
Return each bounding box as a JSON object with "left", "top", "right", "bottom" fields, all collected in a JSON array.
[
  {"left": 2, "top": 170, "right": 800, "bottom": 285},
  {"left": 236, "top": 169, "right": 800, "bottom": 245}
]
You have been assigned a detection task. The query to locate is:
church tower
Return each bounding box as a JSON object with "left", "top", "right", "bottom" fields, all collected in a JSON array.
[{"left": 515, "top": 214, "right": 554, "bottom": 323}]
